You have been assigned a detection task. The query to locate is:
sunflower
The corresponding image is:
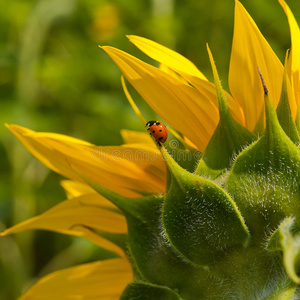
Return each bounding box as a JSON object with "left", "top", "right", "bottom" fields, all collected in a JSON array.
[{"left": 3, "top": 0, "right": 300, "bottom": 299}]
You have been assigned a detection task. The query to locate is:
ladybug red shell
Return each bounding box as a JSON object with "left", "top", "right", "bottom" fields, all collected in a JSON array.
[{"left": 146, "top": 120, "right": 168, "bottom": 146}]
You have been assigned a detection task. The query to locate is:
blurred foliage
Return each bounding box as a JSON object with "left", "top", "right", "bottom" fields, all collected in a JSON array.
[{"left": 0, "top": 0, "right": 299, "bottom": 299}]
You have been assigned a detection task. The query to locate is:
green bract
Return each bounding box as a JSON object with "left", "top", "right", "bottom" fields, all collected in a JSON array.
[{"left": 84, "top": 53, "right": 300, "bottom": 299}]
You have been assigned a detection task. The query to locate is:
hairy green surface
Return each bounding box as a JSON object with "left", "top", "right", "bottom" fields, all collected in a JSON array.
[{"left": 87, "top": 63, "right": 300, "bottom": 300}]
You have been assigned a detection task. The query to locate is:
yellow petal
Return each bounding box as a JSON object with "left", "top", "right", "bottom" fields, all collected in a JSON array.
[
  {"left": 60, "top": 181, "right": 119, "bottom": 209},
  {"left": 283, "top": 50, "right": 297, "bottom": 121},
  {"left": 120, "top": 129, "right": 154, "bottom": 145},
  {"left": 279, "top": 0, "right": 300, "bottom": 104},
  {"left": 128, "top": 36, "right": 245, "bottom": 127},
  {"left": 184, "top": 136, "right": 198, "bottom": 149},
  {"left": 1, "top": 194, "right": 126, "bottom": 257},
  {"left": 1, "top": 195, "right": 126, "bottom": 235},
  {"left": 60, "top": 180, "right": 96, "bottom": 199},
  {"left": 229, "top": 0, "right": 283, "bottom": 131},
  {"left": 19, "top": 258, "right": 132, "bottom": 300},
  {"left": 187, "top": 75, "right": 245, "bottom": 127},
  {"left": 69, "top": 225, "right": 126, "bottom": 258},
  {"left": 6, "top": 124, "right": 166, "bottom": 197},
  {"left": 128, "top": 35, "right": 207, "bottom": 80},
  {"left": 159, "top": 63, "right": 189, "bottom": 83},
  {"left": 102, "top": 46, "right": 219, "bottom": 151}
]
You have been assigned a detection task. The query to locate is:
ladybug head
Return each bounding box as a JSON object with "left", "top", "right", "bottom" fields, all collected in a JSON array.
[{"left": 145, "top": 121, "right": 157, "bottom": 127}]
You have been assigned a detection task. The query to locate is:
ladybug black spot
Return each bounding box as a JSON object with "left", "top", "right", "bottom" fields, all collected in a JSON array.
[
  {"left": 159, "top": 137, "right": 163, "bottom": 140},
  {"left": 159, "top": 129, "right": 162, "bottom": 132},
  {"left": 152, "top": 130, "right": 155, "bottom": 133},
  {"left": 156, "top": 122, "right": 160, "bottom": 125}
]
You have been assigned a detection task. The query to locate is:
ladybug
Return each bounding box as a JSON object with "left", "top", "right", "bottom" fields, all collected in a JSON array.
[{"left": 146, "top": 120, "right": 168, "bottom": 146}]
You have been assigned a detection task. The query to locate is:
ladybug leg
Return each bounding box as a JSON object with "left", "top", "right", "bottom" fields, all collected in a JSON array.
[{"left": 157, "top": 141, "right": 161, "bottom": 147}]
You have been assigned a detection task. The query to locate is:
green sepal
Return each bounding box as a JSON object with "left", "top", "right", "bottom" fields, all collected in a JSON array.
[
  {"left": 276, "top": 51, "right": 300, "bottom": 145},
  {"left": 164, "top": 128, "right": 201, "bottom": 173},
  {"left": 261, "top": 274, "right": 297, "bottom": 300},
  {"left": 268, "top": 218, "right": 300, "bottom": 285},
  {"left": 253, "top": 103, "right": 265, "bottom": 136},
  {"left": 226, "top": 82, "right": 300, "bottom": 242},
  {"left": 195, "top": 45, "right": 255, "bottom": 179},
  {"left": 79, "top": 173, "right": 159, "bottom": 223},
  {"left": 161, "top": 147, "right": 249, "bottom": 266},
  {"left": 296, "top": 100, "right": 300, "bottom": 133},
  {"left": 120, "top": 282, "right": 181, "bottom": 300},
  {"left": 82, "top": 173, "right": 225, "bottom": 298}
]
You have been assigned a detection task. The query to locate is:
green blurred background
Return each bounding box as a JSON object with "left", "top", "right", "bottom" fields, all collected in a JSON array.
[{"left": 1, "top": 0, "right": 299, "bottom": 298}]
